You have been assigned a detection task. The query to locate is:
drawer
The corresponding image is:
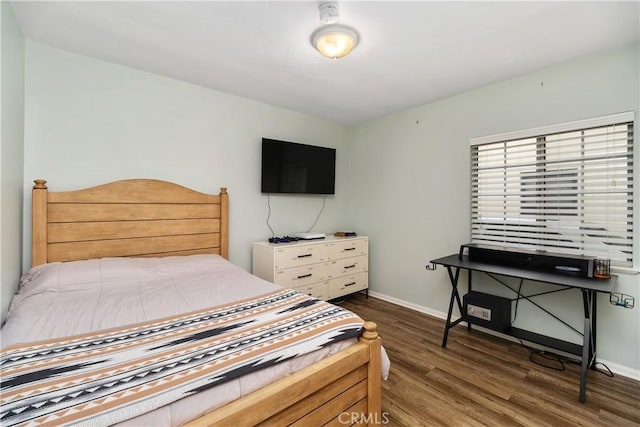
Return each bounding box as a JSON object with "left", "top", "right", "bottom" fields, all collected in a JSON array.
[
  {"left": 292, "top": 281, "right": 329, "bottom": 300},
  {"left": 274, "top": 263, "right": 328, "bottom": 286},
  {"left": 328, "top": 255, "right": 368, "bottom": 278},
  {"left": 328, "top": 272, "right": 368, "bottom": 299},
  {"left": 328, "top": 238, "right": 368, "bottom": 260},
  {"left": 274, "top": 244, "right": 328, "bottom": 269}
]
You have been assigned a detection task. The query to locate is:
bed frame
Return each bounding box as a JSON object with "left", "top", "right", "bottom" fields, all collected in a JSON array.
[{"left": 31, "top": 179, "right": 382, "bottom": 426}]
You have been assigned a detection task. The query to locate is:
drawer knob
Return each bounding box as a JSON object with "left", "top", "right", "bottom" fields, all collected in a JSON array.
[
  {"left": 298, "top": 273, "right": 312, "bottom": 279},
  {"left": 344, "top": 248, "right": 356, "bottom": 251},
  {"left": 345, "top": 282, "right": 356, "bottom": 287},
  {"left": 344, "top": 264, "right": 356, "bottom": 269},
  {"left": 297, "top": 254, "right": 313, "bottom": 258}
]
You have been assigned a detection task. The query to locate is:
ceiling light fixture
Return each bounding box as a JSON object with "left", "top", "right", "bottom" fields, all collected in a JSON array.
[{"left": 311, "top": 1, "right": 359, "bottom": 60}]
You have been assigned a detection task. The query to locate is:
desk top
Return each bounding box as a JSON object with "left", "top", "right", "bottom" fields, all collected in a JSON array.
[{"left": 431, "top": 254, "right": 616, "bottom": 292}]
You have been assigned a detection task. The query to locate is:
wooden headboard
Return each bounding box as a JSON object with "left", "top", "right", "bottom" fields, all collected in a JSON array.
[{"left": 32, "top": 179, "right": 228, "bottom": 267}]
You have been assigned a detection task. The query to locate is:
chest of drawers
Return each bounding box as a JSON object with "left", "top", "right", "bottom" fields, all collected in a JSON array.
[{"left": 252, "top": 236, "right": 368, "bottom": 300}]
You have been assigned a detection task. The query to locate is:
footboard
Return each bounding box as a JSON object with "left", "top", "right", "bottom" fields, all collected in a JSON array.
[{"left": 185, "top": 322, "right": 382, "bottom": 426}]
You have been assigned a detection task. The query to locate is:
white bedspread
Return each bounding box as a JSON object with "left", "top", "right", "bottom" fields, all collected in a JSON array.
[{"left": 1, "top": 255, "right": 389, "bottom": 426}]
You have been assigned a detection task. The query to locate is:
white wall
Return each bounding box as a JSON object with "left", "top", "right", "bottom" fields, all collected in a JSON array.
[
  {"left": 23, "top": 41, "right": 351, "bottom": 271},
  {"left": 350, "top": 44, "right": 640, "bottom": 375},
  {"left": 1, "top": 2, "right": 25, "bottom": 323}
]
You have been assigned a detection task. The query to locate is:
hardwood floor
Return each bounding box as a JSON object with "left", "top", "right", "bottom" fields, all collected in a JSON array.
[{"left": 341, "top": 294, "right": 640, "bottom": 427}]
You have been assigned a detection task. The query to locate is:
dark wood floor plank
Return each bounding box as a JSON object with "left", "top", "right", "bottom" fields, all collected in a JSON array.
[{"left": 341, "top": 294, "right": 640, "bottom": 427}]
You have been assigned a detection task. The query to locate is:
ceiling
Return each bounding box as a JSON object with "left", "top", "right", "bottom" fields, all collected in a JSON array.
[{"left": 10, "top": 1, "right": 640, "bottom": 125}]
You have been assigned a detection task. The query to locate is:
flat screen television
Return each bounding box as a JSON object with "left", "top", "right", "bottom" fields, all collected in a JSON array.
[{"left": 261, "top": 138, "right": 336, "bottom": 195}]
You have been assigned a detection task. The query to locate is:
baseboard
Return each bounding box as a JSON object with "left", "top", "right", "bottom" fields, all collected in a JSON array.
[
  {"left": 367, "top": 290, "right": 640, "bottom": 381},
  {"left": 595, "top": 359, "right": 640, "bottom": 381},
  {"left": 368, "top": 290, "right": 451, "bottom": 319}
]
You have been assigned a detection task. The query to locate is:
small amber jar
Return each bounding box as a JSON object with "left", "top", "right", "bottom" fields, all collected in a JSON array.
[{"left": 594, "top": 259, "right": 611, "bottom": 279}]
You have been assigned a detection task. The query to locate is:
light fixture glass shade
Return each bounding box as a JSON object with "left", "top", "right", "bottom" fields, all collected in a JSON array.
[{"left": 311, "top": 24, "right": 359, "bottom": 59}]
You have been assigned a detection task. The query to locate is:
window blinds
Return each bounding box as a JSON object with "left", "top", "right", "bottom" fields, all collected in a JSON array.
[{"left": 470, "top": 112, "right": 635, "bottom": 267}]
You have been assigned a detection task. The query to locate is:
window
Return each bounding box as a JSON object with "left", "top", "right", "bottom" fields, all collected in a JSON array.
[{"left": 470, "top": 112, "right": 634, "bottom": 267}]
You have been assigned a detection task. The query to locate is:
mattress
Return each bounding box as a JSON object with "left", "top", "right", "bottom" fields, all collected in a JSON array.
[{"left": 1, "top": 255, "right": 379, "bottom": 426}]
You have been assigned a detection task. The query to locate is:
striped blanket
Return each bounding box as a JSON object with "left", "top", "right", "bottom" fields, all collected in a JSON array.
[{"left": 0, "top": 289, "right": 363, "bottom": 426}]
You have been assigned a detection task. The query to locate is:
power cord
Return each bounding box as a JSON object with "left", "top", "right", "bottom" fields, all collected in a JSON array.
[
  {"left": 529, "top": 350, "right": 573, "bottom": 371},
  {"left": 517, "top": 339, "right": 614, "bottom": 377},
  {"left": 266, "top": 194, "right": 275, "bottom": 237},
  {"left": 510, "top": 278, "right": 524, "bottom": 327},
  {"left": 593, "top": 362, "right": 614, "bottom": 377},
  {"left": 265, "top": 195, "right": 326, "bottom": 237},
  {"left": 303, "top": 196, "right": 326, "bottom": 233}
]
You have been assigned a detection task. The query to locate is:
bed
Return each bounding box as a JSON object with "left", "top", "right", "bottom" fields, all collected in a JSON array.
[{"left": 1, "top": 179, "right": 384, "bottom": 426}]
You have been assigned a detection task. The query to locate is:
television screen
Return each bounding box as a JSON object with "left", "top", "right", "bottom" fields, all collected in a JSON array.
[{"left": 261, "top": 138, "right": 336, "bottom": 195}]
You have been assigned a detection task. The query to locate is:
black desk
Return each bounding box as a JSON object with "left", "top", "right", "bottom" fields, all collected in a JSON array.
[{"left": 430, "top": 253, "right": 616, "bottom": 403}]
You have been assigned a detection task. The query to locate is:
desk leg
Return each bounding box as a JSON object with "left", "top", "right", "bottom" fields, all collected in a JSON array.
[
  {"left": 467, "top": 270, "right": 472, "bottom": 331},
  {"left": 579, "top": 289, "right": 593, "bottom": 403},
  {"left": 591, "top": 291, "right": 597, "bottom": 369},
  {"left": 442, "top": 266, "right": 462, "bottom": 348}
]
